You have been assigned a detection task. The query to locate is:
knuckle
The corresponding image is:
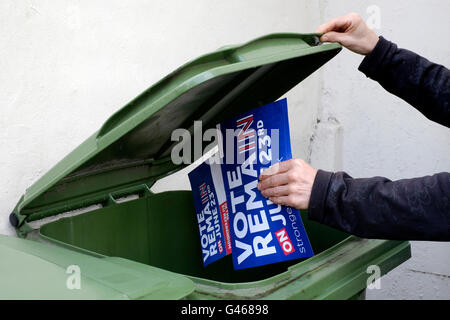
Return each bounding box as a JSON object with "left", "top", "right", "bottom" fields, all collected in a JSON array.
[
  {"left": 287, "top": 194, "right": 296, "bottom": 204},
  {"left": 287, "top": 170, "right": 298, "bottom": 181},
  {"left": 289, "top": 184, "right": 297, "bottom": 193},
  {"left": 297, "top": 159, "right": 306, "bottom": 168},
  {"left": 294, "top": 158, "right": 305, "bottom": 169},
  {"left": 348, "top": 12, "right": 361, "bottom": 21},
  {"left": 293, "top": 158, "right": 302, "bottom": 166},
  {"left": 287, "top": 158, "right": 297, "bottom": 167}
]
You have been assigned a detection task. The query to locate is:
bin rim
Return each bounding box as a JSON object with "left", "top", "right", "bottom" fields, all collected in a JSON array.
[{"left": 12, "top": 33, "right": 341, "bottom": 229}]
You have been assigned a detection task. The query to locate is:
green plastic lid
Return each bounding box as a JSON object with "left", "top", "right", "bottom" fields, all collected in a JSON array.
[{"left": 13, "top": 33, "right": 341, "bottom": 227}]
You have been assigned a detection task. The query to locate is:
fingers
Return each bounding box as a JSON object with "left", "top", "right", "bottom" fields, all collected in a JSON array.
[
  {"left": 259, "top": 161, "right": 288, "bottom": 179},
  {"left": 259, "top": 159, "right": 302, "bottom": 180},
  {"left": 315, "top": 15, "right": 351, "bottom": 34},
  {"left": 268, "top": 195, "right": 305, "bottom": 209},
  {"left": 260, "top": 185, "right": 292, "bottom": 198},
  {"left": 268, "top": 196, "right": 290, "bottom": 207},
  {"left": 257, "top": 158, "right": 317, "bottom": 210},
  {"left": 320, "top": 31, "right": 351, "bottom": 44},
  {"left": 257, "top": 171, "right": 291, "bottom": 190}
]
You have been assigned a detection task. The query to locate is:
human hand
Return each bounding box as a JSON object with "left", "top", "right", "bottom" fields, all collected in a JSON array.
[
  {"left": 257, "top": 159, "right": 318, "bottom": 210},
  {"left": 316, "top": 12, "right": 379, "bottom": 55}
]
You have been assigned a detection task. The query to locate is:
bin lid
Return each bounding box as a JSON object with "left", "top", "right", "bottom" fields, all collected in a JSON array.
[
  {"left": 0, "top": 234, "right": 195, "bottom": 299},
  {"left": 14, "top": 33, "right": 341, "bottom": 223}
]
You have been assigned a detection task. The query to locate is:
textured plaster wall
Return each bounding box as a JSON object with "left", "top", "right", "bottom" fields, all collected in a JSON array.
[{"left": 0, "top": 0, "right": 448, "bottom": 299}]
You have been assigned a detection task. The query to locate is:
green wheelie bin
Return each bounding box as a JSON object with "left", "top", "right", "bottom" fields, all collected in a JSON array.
[{"left": 2, "top": 33, "right": 411, "bottom": 300}]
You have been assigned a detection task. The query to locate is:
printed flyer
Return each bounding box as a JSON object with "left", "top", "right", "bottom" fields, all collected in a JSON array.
[{"left": 188, "top": 98, "right": 314, "bottom": 270}]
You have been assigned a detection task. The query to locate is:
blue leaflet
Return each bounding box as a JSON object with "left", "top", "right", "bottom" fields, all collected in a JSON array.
[
  {"left": 189, "top": 98, "right": 314, "bottom": 269},
  {"left": 188, "top": 161, "right": 232, "bottom": 266}
]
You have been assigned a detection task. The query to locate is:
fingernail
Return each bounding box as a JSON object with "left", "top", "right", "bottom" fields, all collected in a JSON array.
[
  {"left": 321, "top": 35, "right": 328, "bottom": 42},
  {"left": 257, "top": 183, "right": 261, "bottom": 190}
]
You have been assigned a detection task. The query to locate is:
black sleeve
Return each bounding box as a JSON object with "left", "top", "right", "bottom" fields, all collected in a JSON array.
[
  {"left": 308, "top": 170, "right": 450, "bottom": 241},
  {"left": 358, "top": 36, "right": 450, "bottom": 128}
]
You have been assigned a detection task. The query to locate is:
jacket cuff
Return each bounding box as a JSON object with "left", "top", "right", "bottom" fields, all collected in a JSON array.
[
  {"left": 308, "top": 169, "right": 334, "bottom": 223},
  {"left": 358, "top": 36, "right": 393, "bottom": 79}
]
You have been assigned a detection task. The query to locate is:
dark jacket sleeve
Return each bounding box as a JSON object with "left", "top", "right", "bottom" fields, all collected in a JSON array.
[
  {"left": 358, "top": 36, "right": 450, "bottom": 127},
  {"left": 308, "top": 170, "right": 450, "bottom": 241},
  {"left": 307, "top": 37, "right": 450, "bottom": 241}
]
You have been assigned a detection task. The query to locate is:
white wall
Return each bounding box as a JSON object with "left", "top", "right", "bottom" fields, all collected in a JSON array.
[{"left": 0, "top": 0, "right": 448, "bottom": 299}]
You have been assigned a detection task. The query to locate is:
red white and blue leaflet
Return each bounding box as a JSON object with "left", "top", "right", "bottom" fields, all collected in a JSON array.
[{"left": 188, "top": 98, "right": 314, "bottom": 269}]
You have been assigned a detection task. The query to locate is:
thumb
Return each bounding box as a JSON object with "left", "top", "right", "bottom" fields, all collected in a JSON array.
[{"left": 320, "top": 31, "right": 349, "bottom": 44}]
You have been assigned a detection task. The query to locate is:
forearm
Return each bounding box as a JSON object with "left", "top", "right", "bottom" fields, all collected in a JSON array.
[
  {"left": 359, "top": 37, "right": 450, "bottom": 128},
  {"left": 308, "top": 170, "right": 450, "bottom": 241}
]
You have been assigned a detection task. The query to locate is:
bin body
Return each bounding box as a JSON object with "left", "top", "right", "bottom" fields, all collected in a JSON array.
[
  {"left": 5, "top": 33, "right": 411, "bottom": 299},
  {"left": 36, "top": 190, "right": 410, "bottom": 299}
]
